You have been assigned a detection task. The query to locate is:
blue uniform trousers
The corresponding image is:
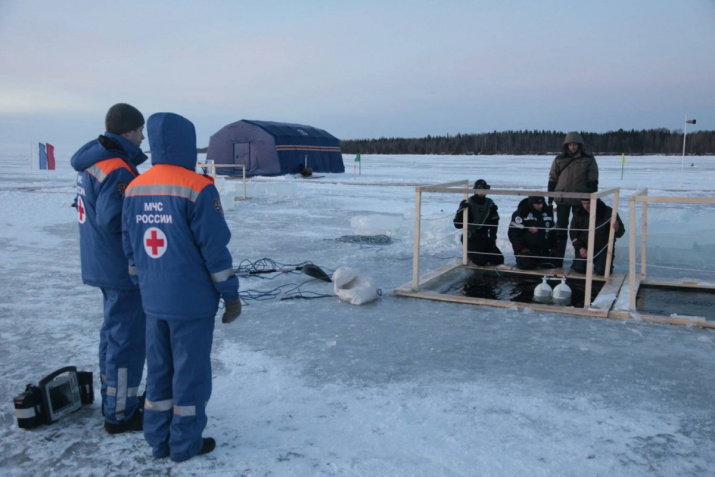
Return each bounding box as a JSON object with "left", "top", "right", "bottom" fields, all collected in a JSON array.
[
  {"left": 99, "top": 287, "right": 146, "bottom": 424},
  {"left": 144, "top": 315, "right": 215, "bottom": 462}
]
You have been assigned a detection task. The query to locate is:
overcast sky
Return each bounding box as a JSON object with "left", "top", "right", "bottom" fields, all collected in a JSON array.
[{"left": 0, "top": 0, "right": 713, "bottom": 156}]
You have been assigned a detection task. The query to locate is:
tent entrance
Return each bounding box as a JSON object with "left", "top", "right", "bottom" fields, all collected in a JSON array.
[{"left": 233, "top": 141, "right": 251, "bottom": 171}]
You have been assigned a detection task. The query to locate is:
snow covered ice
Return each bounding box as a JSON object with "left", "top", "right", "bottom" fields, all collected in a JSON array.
[{"left": 1, "top": 153, "right": 715, "bottom": 476}]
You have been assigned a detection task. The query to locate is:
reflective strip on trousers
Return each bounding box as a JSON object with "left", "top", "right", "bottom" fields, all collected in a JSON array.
[
  {"left": 115, "top": 368, "right": 128, "bottom": 420},
  {"left": 106, "top": 385, "right": 136, "bottom": 396},
  {"left": 145, "top": 398, "right": 173, "bottom": 412},
  {"left": 106, "top": 369, "right": 138, "bottom": 421},
  {"left": 173, "top": 405, "right": 196, "bottom": 417}
]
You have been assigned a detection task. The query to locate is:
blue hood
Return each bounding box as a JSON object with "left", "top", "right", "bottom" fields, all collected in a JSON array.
[
  {"left": 71, "top": 132, "right": 147, "bottom": 172},
  {"left": 147, "top": 113, "right": 197, "bottom": 170}
]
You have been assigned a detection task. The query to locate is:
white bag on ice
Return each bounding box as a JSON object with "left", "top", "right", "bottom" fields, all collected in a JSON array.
[{"left": 332, "top": 267, "right": 378, "bottom": 305}]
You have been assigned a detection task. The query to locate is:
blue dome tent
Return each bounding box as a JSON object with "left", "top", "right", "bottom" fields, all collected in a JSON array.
[{"left": 206, "top": 120, "right": 344, "bottom": 176}]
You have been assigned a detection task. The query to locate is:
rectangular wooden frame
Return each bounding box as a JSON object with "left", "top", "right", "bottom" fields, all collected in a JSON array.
[
  {"left": 609, "top": 190, "right": 715, "bottom": 328},
  {"left": 395, "top": 181, "right": 624, "bottom": 319},
  {"left": 396, "top": 182, "right": 715, "bottom": 328}
]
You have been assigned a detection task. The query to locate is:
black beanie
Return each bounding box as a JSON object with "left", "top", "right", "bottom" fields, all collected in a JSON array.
[
  {"left": 528, "top": 196, "right": 546, "bottom": 207},
  {"left": 473, "top": 179, "right": 490, "bottom": 190},
  {"left": 105, "top": 103, "right": 144, "bottom": 135}
]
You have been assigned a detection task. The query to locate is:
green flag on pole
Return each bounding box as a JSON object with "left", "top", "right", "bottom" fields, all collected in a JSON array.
[{"left": 354, "top": 153, "right": 361, "bottom": 162}]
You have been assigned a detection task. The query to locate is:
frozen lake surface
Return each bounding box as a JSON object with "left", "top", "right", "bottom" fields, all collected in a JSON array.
[{"left": 1, "top": 153, "right": 714, "bottom": 476}]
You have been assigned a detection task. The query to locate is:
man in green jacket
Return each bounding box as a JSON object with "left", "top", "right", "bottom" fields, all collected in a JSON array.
[{"left": 548, "top": 131, "right": 599, "bottom": 266}]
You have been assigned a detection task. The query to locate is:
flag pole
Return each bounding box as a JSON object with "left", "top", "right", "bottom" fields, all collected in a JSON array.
[
  {"left": 620, "top": 153, "right": 625, "bottom": 180},
  {"left": 680, "top": 114, "right": 688, "bottom": 185},
  {"left": 680, "top": 114, "right": 697, "bottom": 186}
]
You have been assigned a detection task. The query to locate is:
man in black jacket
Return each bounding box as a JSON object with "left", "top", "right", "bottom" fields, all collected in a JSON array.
[
  {"left": 508, "top": 196, "right": 560, "bottom": 270},
  {"left": 569, "top": 198, "right": 625, "bottom": 275},
  {"left": 453, "top": 179, "right": 504, "bottom": 266}
]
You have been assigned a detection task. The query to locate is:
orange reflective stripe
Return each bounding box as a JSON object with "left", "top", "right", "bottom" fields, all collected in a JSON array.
[
  {"left": 96, "top": 158, "right": 136, "bottom": 176},
  {"left": 86, "top": 158, "right": 136, "bottom": 183},
  {"left": 126, "top": 164, "right": 211, "bottom": 194}
]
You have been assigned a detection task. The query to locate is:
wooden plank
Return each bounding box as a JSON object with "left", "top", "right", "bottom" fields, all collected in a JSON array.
[
  {"left": 608, "top": 309, "right": 715, "bottom": 329},
  {"left": 629, "top": 195, "right": 638, "bottom": 309},
  {"left": 634, "top": 195, "right": 715, "bottom": 205},
  {"left": 641, "top": 278, "right": 715, "bottom": 290},
  {"left": 395, "top": 260, "right": 462, "bottom": 292},
  {"left": 425, "top": 180, "right": 470, "bottom": 189},
  {"left": 589, "top": 273, "right": 626, "bottom": 312},
  {"left": 604, "top": 189, "right": 619, "bottom": 279},
  {"left": 419, "top": 187, "right": 592, "bottom": 201},
  {"left": 412, "top": 188, "right": 422, "bottom": 287},
  {"left": 463, "top": 263, "right": 607, "bottom": 281},
  {"left": 392, "top": 288, "right": 609, "bottom": 318}
]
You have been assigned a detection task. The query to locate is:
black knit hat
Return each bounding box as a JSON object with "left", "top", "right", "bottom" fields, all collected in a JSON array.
[
  {"left": 105, "top": 103, "right": 144, "bottom": 135},
  {"left": 473, "top": 179, "right": 490, "bottom": 190},
  {"left": 528, "top": 196, "right": 546, "bottom": 207}
]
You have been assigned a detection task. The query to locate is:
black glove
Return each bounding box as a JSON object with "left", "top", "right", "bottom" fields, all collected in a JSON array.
[
  {"left": 222, "top": 299, "right": 242, "bottom": 324},
  {"left": 547, "top": 197, "right": 554, "bottom": 206}
]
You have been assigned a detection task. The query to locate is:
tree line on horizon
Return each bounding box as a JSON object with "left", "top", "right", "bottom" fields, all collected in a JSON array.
[{"left": 339, "top": 128, "right": 715, "bottom": 156}]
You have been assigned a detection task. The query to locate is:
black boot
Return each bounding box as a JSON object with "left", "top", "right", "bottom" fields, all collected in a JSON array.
[
  {"left": 104, "top": 408, "right": 143, "bottom": 434},
  {"left": 198, "top": 437, "right": 216, "bottom": 456}
]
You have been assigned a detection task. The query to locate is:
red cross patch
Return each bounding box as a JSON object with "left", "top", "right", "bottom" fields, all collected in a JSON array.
[
  {"left": 77, "top": 197, "right": 86, "bottom": 224},
  {"left": 143, "top": 227, "right": 167, "bottom": 258}
]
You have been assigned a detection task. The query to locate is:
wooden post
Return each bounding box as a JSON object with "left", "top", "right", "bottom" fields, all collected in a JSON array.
[
  {"left": 604, "top": 189, "right": 619, "bottom": 279},
  {"left": 629, "top": 194, "right": 637, "bottom": 310},
  {"left": 412, "top": 187, "right": 423, "bottom": 289},
  {"left": 584, "top": 194, "right": 597, "bottom": 307},
  {"left": 641, "top": 200, "right": 648, "bottom": 279},
  {"left": 240, "top": 165, "right": 247, "bottom": 200},
  {"left": 196, "top": 163, "right": 249, "bottom": 200},
  {"left": 461, "top": 184, "right": 469, "bottom": 265}
]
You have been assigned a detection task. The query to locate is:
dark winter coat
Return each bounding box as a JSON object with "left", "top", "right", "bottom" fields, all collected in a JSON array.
[
  {"left": 122, "top": 113, "right": 239, "bottom": 320},
  {"left": 508, "top": 198, "right": 557, "bottom": 255},
  {"left": 548, "top": 141, "right": 599, "bottom": 206},
  {"left": 569, "top": 199, "right": 625, "bottom": 255},
  {"left": 71, "top": 133, "right": 147, "bottom": 290},
  {"left": 453, "top": 196, "right": 499, "bottom": 241}
]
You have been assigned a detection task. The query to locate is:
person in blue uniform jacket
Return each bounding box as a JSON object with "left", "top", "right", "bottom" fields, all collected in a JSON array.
[
  {"left": 71, "top": 103, "right": 147, "bottom": 434},
  {"left": 122, "top": 112, "right": 242, "bottom": 462}
]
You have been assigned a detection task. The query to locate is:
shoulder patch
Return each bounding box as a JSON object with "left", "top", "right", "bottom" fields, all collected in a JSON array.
[
  {"left": 116, "top": 181, "right": 128, "bottom": 197},
  {"left": 212, "top": 197, "right": 224, "bottom": 216},
  {"left": 515, "top": 216, "right": 523, "bottom": 224}
]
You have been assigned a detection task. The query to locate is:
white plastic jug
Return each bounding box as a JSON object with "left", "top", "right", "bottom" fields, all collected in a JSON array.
[
  {"left": 552, "top": 277, "right": 572, "bottom": 306},
  {"left": 533, "top": 276, "right": 552, "bottom": 304}
]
